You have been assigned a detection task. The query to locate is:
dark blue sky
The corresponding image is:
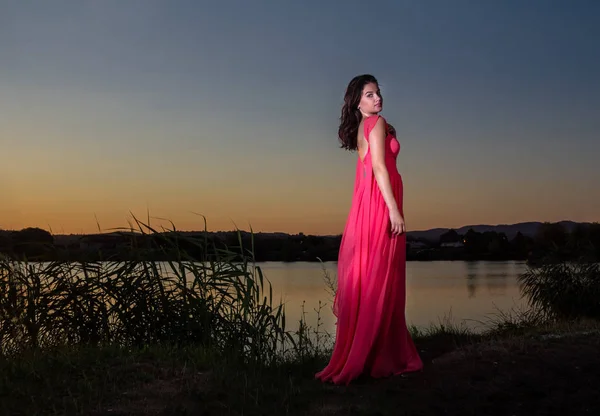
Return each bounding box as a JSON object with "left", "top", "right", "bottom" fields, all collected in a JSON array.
[{"left": 1, "top": 0, "right": 598, "bottom": 233}]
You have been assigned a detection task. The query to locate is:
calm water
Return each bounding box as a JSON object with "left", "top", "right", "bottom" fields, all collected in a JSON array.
[{"left": 258, "top": 260, "right": 530, "bottom": 334}]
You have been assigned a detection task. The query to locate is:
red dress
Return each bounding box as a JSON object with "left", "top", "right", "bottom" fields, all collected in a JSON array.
[{"left": 315, "top": 115, "right": 423, "bottom": 385}]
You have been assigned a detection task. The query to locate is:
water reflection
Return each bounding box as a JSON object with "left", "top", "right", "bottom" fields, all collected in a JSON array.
[
  {"left": 259, "top": 260, "right": 529, "bottom": 334},
  {"left": 465, "top": 261, "right": 479, "bottom": 298},
  {"left": 462, "top": 261, "right": 512, "bottom": 297}
]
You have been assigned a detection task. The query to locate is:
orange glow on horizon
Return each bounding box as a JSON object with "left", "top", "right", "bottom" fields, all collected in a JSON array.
[{"left": 2, "top": 203, "right": 597, "bottom": 236}]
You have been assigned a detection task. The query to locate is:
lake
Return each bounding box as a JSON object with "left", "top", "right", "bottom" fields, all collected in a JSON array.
[{"left": 258, "top": 260, "right": 530, "bottom": 334}]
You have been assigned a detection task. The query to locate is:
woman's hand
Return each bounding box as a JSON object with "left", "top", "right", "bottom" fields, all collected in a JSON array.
[{"left": 389, "top": 209, "right": 406, "bottom": 235}]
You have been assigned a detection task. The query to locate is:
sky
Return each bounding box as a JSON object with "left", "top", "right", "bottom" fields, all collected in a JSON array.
[{"left": 1, "top": 0, "right": 599, "bottom": 235}]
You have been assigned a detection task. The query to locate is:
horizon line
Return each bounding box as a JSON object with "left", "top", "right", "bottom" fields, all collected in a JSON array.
[{"left": 1, "top": 218, "right": 593, "bottom": 237}]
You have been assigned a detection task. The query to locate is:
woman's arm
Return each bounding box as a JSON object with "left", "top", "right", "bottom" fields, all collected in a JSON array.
[
  {"left": 369, "top": 117, "right": 398, "bottom": 213},
  {"left": 369, "top": 117, "right": 405, "bottom": 234}
]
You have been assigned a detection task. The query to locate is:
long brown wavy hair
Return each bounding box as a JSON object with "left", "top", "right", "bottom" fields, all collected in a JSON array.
[{"left": 338, "top": 74, "right": 379, "bottom": 151}]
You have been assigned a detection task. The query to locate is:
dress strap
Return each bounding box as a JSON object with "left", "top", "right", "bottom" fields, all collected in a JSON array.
[{"left": 363, "top": 115, "right": 384, "bottom": 142}]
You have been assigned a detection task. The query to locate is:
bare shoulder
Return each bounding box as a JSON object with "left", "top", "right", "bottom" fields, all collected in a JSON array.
[
  {"left": 375, "top": 115, "right": 386, "bottom": 125},
  {"left": 368, "top": 116, "right": 387, "bottom": 149},
  {"left": 374, "top": 115, "right": 395, "bottom": 136},
  {"left": 372, "top": 115, "right": 387, "bottom": 131}
]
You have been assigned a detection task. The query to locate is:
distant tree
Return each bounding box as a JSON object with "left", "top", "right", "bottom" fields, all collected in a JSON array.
[
  {"left": 589, "top": 223, "right": 600, "bottom": 250},
  {"left": 569, "top": 223, "right": 590, "bottom": 245},
  {"left": 535, "top": 222, "right": 568, "bottom": 250},
  {"left": 13, "top": 227, "right": 54, "bottom": 245},
  {"left": 570, "top": 222, "right": 600, "bottom": 260},
  {"left": 0, "top": 231, "right": 12, "bottom": 254},
  {"left": 12, "top": 227, "right": 54, "bottom": 258},
  {"left": 463, "top": 229, "right": 484, "bottom": 255},
  {"left": 307, "top": 235, "right": 322, "bottom": 246},
  {"left": 439, "top": 229, "right": 461, "bottom": 244},
  {"left": 484, "top": 232, "right": 509, "bottom": 257},
  {"left": 511, "top": 231, "right": 534, "bottom": 258},
  {"left": 281, "top": 237, "right": 297, "bottom": 262}
]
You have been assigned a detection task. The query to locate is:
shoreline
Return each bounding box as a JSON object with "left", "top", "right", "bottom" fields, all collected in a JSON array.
[{"left": 2, "top": 318, "right": 599, "bottom": 415}]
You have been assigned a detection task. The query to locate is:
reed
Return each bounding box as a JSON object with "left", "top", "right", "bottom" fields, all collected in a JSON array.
[
  {"left": 518, "top": 259, "right": 600, "bottom": 320},
  {"left": 0, "top": 216, "right": 307, "bottom": 365}
]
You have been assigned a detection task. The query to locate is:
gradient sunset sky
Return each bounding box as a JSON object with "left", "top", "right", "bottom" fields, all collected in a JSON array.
[{"left": 2, "top": 0, "right": 599, "bottom": 235}]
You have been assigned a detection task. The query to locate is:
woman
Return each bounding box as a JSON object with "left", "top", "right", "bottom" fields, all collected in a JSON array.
[{"left": 315, "top": 74, "right": 423, "bottom": 385}]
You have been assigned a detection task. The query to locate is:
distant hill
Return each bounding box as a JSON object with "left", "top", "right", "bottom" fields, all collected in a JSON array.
[
  {"left": 3, "top": 220, "right": 594, "bottom": 244},
  {"left": 407, "top": 220, "right": 591, "bottom": 242}
]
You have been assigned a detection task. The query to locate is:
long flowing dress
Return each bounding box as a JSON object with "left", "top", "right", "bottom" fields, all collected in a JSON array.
[{"left": 315, "top": 114, "right": 423, "bottom": 385}]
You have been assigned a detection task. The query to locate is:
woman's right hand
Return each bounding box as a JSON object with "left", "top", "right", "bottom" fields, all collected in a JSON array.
[{"left": 389, "top": 209, "right": 406, "bottom": 235}]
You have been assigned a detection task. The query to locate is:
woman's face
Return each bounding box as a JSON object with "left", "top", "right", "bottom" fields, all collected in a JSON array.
[{"left": 358, "top": 82, "right": 383, "bottom": 115}]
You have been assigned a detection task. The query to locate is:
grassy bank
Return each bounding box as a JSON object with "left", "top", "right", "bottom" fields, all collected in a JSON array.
[{"left": 2, "top": 317, "right": 600, "bottom": 416}]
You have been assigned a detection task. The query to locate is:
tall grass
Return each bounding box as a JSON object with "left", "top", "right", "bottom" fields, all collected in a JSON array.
[
  {"left": 518, "top": 260, "right": 600, "bottom": 320},
  {"left": 0, "top": 216, "right": 317, "bottom": 364}
]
